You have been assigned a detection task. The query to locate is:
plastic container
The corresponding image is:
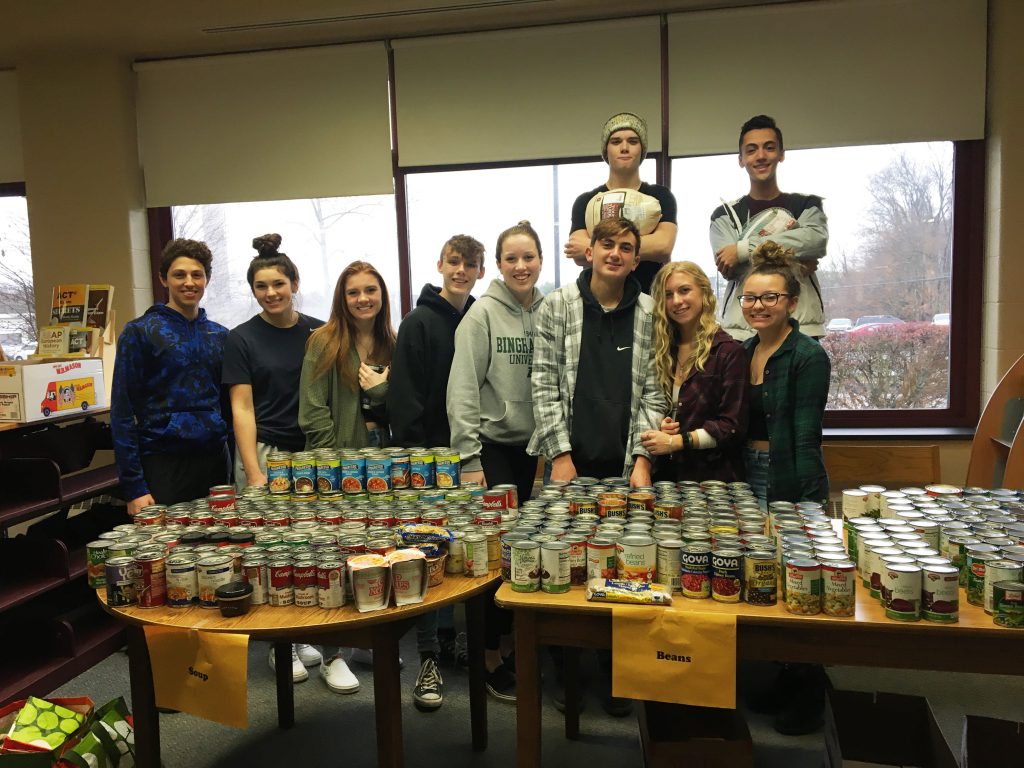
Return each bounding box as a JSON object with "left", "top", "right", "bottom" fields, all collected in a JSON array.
[{"left": 215, "top": 581, "right": 253, "bottom": 617}]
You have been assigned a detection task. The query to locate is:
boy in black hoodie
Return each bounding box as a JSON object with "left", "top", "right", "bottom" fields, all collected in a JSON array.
[{"left": 388, "top": 234, "right": 485, "bottom": 711}]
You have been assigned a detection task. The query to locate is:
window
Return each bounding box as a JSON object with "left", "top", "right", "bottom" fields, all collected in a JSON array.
[
  {"left": 405, "top": 158, "right": 658, "bottom": 298},
  {"left": 170, "top": 195, "right": 398, "bottom": 330},
  {"left": 672, "top": 142, "right": 958, "bottom": 416},
  {"left": 0, "top": 192, "right": 36, "bottom": 359}
]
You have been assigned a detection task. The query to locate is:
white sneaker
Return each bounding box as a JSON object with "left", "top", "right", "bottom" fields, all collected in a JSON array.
[
  {"left": 268, "top": 646, "right": 308, "bottom": 683},
  {"left": 321, "top": 655, "right": 360, "bottom": 694},
  {"left": 295, "top": 644, "right": 323, "bottom": 667},
  {"left": 350, "top": 648, "right": 404, "bottom": 669}
]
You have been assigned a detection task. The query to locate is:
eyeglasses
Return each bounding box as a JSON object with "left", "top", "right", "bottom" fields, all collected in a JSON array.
[{"left": 738, "top": 292, "right": 791, "bottom": 308}]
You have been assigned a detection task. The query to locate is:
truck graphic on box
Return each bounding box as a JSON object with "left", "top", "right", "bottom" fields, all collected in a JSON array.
[{"left": 40, "top": 377, "right": 95, "bottom": 416}]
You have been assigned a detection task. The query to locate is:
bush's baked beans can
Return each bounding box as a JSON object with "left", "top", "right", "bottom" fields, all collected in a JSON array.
[
  {"left": 464, "top": 533, "right": 489, "bottom": 577},
  {"left": 87, "top": 540, "right": 111, "bottom": 589},
  {"left": 196, "top": 554, "right": 233, "bottom": 608},
  {"left": 653, "top": 500, "right": 683, "bottom": 520},
  {"left": 540, "top": 541, "right": 571, "bottom": 593},
  {"left": 166, "top": 553, "right": 198, "bottom": 607},
  {"left": 598, "top": 498, "right": 626, "bottom": 519},
  {"left": 241, "top": 556, "right": 268, "bottom": 605},
  {"left": 656, "top": 539, "right": 683, "bottom": 593},
  {"left": 317, "top": 559, "right": 345, "bottom": 608},
  {"left": 268, "top": 559, "right": 295, "bottom": 606},
  {"left": 921, "top": 564, "right": 959, "bottom": 622},
  {"left": 627, "top": 491, "right": 655, "bottom": 512},
  {"left": 743, "top": 551, "right": 777, "bottom": 606},
  {"left": 106, "top": 556, "right": 139, "bottom": 607},
  {"left": 133, "top": 552, "right": 166, "bottom": 608},
  {"left": 511, "top": 540, "right": 541, "bottom": 592},
  {"left": 587, "top": 538, "right": 616, "bottom": 580}
]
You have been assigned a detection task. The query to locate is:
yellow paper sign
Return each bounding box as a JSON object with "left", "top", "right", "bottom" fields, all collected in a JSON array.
[
  {"left": 144, "top": 627, "right": 250, "bottom": 728},
  {"left": 612, "top": 607, "right": 737, "bottom": 708}
]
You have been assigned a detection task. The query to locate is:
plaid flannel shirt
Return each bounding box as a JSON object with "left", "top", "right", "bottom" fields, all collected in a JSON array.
[
  {"left": 743, "top": 318, "right": 830, "bottom": 504},
  {"left": 527, "top": 280, "right": 668, "bottom": 475}
]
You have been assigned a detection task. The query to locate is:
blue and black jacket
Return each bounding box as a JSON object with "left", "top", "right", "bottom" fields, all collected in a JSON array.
[{"left": 110, "top": 304, "right": 229, "bottom": 500}]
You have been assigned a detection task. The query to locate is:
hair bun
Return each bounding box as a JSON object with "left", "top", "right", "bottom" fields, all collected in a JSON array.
[
  {"left": 252, "top": 233, "right": 283, "bottom": 258},
  {"left": 751, "top": 240, "right": 797, "bottom": 269},
  {"left": 517, "top": 219, "right": 531, "bottom": 227}
]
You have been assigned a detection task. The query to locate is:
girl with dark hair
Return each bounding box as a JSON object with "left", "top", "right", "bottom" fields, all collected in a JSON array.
[
  {"left": 640, "top": 261, "right": 748, "bottom": 480},
  {"left": 222, "top": 233, "right": 324, "bottom": 684}
]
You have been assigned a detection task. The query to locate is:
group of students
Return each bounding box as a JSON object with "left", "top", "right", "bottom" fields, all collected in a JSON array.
[{"left": 109, "top": 110, "right": 831, "bottom": 732}]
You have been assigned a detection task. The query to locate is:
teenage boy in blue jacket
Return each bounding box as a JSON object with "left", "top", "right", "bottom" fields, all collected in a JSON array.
[{"left": 111, "top": 238, "right": 230, "bottom": 517}]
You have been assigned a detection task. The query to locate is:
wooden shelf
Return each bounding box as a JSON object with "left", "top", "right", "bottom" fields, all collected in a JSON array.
[
  {"left": 990, "top": 435, "right": 1012, "bottom": 451},
  {"left": 967, "top": 354, "right": 1024, "bottom": 487}
]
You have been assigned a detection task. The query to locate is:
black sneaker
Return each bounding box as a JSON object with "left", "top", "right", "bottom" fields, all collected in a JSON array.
[
  {"left": 501, "top": 650, "right": 516, "bottom": 674},
  {"left": 485, "top": 665, "right": 517, "bottom": 702},
  {"left": 601, "top": 694, "right": 634, "bottom": 718},
  {"left": 413, "top": 657, "right": 443, "bottom": 711},
  {"left": 552, "top": 682, "right": 584, "bottom": 713},
  {"left": 438, "top": 632, "right": 469, "bottom": 670}
]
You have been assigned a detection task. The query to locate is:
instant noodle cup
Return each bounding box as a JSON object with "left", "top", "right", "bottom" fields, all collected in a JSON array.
[
  {"left": 389, "top": 548, "right": 428, "bottom": 606},
  {"left": 348, "top": 554, "right": 391, "bottom": 612}
]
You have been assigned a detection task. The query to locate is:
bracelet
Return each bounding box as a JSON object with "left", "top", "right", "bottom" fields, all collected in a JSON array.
[{"left": 682, "top": 432, "right": 692, "bottom": 451}]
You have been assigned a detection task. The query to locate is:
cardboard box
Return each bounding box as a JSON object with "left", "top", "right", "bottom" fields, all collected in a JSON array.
[
  {"left": 638, "top": 701, "right": 753, "bottom": 767},
  {"left": 961, "top": 714, "right": 1024, "bottom": 767},
  {"left": 825, "top": 689, "right": 957, "bottom": 768},
  {"left": 0, "top": 358, "right": 106, "bottom": 423}
]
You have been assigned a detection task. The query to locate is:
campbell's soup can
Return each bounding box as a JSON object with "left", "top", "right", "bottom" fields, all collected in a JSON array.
[
  {"left": 86, "top": 540, "right": 111, "bottom": 589},
  {"left": 317, "top": 560, "right": 346, "bottom": 608},
  {"left": 656, "top": 539, "right": 683, "bottom": 593},
  {"left": 196, "top": 555, "right": 233, "bottom": 608},
  {"left": 540, "top": 541, "right": 571, "bottom": 593},
  {"left": 511, "top": 540, "right": 542, "bottom": 592},
  {"left": 921, "top": 564, "right": 959, "bottom": 623},
  {"left": 434, "top": 449, "right": 461, "bottom": 489},
  {"left": 206, "top": 494, "right": 236, "bottom": 514},
  {"left": 135, "top": 505, "right": 166, "bottom": 526},
  {"left": 133, "top": 552, "right": 167, "bottom": 608},
  {"left": 410, "top": 451, "right": 435, "bottom": 488},
  {"left": 106, "top": 556, "right": 140, "bottom": 607},
  {"left": 268, "top": 559, "right": 295, "bottom": 606},
  {"left": 166, "top": 554, "right": 199, "bottom": 607},
  {"left": 241, "top": 557, "right": 268, "bottom": 605},
  {"left": 463, "top": 533, "right": 489, "bottom": 577}
]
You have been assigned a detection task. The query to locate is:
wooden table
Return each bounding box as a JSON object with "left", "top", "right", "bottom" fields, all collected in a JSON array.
[
  {"left": 496, "top": 581, "right": 1023, "bottom": 768},
  {"left": 99, "top": 569, "right": 501, "bottom": 768}
]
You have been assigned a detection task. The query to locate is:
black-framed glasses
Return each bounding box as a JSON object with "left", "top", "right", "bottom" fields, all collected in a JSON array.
[{"left": 738, "top": 292, "right": 791, "bottom": 308}]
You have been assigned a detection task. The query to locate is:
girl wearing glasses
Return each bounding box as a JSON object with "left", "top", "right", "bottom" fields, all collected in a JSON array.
[
  {"left": 640, "top": 262, "right": 748, "bottom": 480},
  {"left": 741, "top": 241, "right": 830, "bottom": 507}
]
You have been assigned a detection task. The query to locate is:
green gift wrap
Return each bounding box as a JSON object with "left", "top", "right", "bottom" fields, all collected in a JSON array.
[{"left": 6, "top": 699, "right": 86, "bottom": 751}]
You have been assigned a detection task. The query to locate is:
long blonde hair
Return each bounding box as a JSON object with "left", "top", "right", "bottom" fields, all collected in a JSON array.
[{"left": 651, "top": 261, "right": 720, "bottom": 400}]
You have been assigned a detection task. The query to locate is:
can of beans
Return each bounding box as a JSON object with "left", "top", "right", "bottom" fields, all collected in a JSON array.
[
  {"left": 743, "top": 551, "right": 778, "bottom": 606},
  {"left": 655, "top": 539, "right": 683, "bottom": 593},
  {"left": 86, "top": 540, "right": 111, "bottom": 589},
  {"left": 540, "top": 541, "right": 571, "bottom": 593},
  {"left": 984, "top": 560, "right": 1024, "bottom": 614},
  {"left": 921, "top": 564, "right": 959, "bottom": 622},
  {"left": 511, "top": 540, "right": 542, "bottom": 592},
  {"left": 883, "top": 563, "right": 922, "bottom": 621},
  {"left": 680, "top": 543, "right": 712, "bottom": 599},
  {"left": 166, "top": 554, "right": 199, "bottom": 607},
  {"left": 268, "top": 559, "right": 295, "bottom": 606},
  {"left": 463, "top": 533, "right": 489, "bottom": 577},
  {"left": 785, "top": 558, "right": 822, "bottom": 615},
  {"left": 105, "top": 557, "right": 139, "bottom": 607},
  {"left": 654, "top": 500, "right": 683, "bottom": 521},
  {"left": 599, "top": 498, "right": 627, "bottom": 520},
  {"left": 196, "top": 554, "right": 233, "bottom": 608},
  {"left": 587, "top": 538, "right": 617, "bottom": 580},
  {"left": 133, "top": 551, "right": 167, "bottom": 608},
  {"left": 711, "top": 549, "right": 742, "bottom": 603},
  {"left": 821, "top": 560, "right": 856, "bottom": 617},
  {"left": 563, "top": 533, "right": 588, "bottom": 586},
  {"left": 317, "top": 560, "right": 346, "bottom": 608}
]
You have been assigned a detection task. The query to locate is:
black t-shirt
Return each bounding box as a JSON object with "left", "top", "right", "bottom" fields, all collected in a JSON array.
[
  {"left": 222, "top": 313, "right": 324, "bottom": 452},
  {"left": 570, "top": 181, "right": 678, "bottom": 294}
]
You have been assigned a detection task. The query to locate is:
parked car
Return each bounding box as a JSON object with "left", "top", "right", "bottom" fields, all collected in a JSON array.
[
  {"left": 826, "top": 318, "right": 854, "bottom": 333},
  {"left": 932, "top": 313, "right": 950, "bottom": 326},
  {"left": 853, "top": 314, "right": 904, "bottom": 328}
]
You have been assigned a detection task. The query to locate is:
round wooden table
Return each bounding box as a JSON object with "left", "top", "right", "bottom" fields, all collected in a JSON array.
[{"left": 98, "top": 569, "right": 501, "bottom": 768}]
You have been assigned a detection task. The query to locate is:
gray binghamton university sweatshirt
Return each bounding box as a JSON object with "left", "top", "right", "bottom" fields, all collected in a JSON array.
[{"left": 446, "top": 278, "right": 544, "bottom": 473}]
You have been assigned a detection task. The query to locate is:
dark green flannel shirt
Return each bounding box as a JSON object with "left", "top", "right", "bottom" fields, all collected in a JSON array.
[{"left": 743, "top": 318, "right": 830, "bottom": 504}]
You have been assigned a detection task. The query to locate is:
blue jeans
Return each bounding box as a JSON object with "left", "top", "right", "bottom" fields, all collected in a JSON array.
[
  {"left": 745, "top": 446, "right": 770, "bottom": 512},
  {"left": 415, "top": 605, "right": 455, "bottom": 655},
  {"left": 367, "top": 426, "right": 386, "bottom": 449}
]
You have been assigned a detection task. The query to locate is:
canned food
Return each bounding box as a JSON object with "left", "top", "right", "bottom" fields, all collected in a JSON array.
[
  {"left": 681, "top": 543, "right": 712, "bottom": 599},
  {"left": 317, "top": 560, "right": 346, "bottom": 608},
  {"left": 540, "top": 541, "right": 571, "bottom": 593},
  {"left": 446, "top": 532, "right": 465, "bottom": 574},
  {"left": 134, "top": 551, "right": 167, "bottom": 608},
  {"left": 166, "top": 554, "right": 199, "bottom": 607},
  {"left": 410, "top": 451, "right": 435, "bottom": 488},
  {"left": 563, "top": 533, "right": 588, "bottom": 586},
  {"left": 434, "top": 450, "right": 460, "bottom": 488},
  {"left": 500, "top": 532, "right": 527, "bottom": 581},
  {"left": 616, "top": 535, "right": 656, "bottom": 583},
  {"left": 268, "top": 559, "right": 295, "bottom": 606},
  {"left": 598, "top": 498, "right": 626, "bottom": 519},
  {"left": 86, "top": 540, "right": 111, "bottom": 589},
  {"left": 464, "top": 533, "right": 489, "bottom": 577},
  {"left": 315, "top": 452, "right": 341, "bottom": 493},
  {"left": 821, "top": 561, "right": 855, "bottom": 617},
  {"left": 883, "top": 563, "right": 922, "bottom": 621},
  {"left": 510, "top": 540, "right": 541, "bottom": 592},
  {"left": 992, "top": 581, "right": 1024, "bottom": 628},
  {"left": 587, "top": 538, "right": 617, "bottom": 580},
  {"left": 966, "top": 551, "right": 1000, "bottom": 606},
  {"left": 921, "top": 564, "right": 959, "bottom": 622},
  {"left": 785, "top": 558, "right": 821, "bottom": 615},
  {"left": 627, "top": 491, "right": 655, "bottom": 512},
  {"left": 711, "top": 549, "right": 742, "bottom": 603},
  {"left": 196, "top": 555, "right": 234, "bottom": 608},
  {"left": 266, "top": 451, "right": 292, "bottom": 494},
  {"left": 389, "top": 450, "right": 411, "bottom": 489},
  {"left": 105, "top": 557, "right": 139, "bottom": 607},
  {"left": 984, "top": 560, "right": 1024, "bottom": 614},
  {"left": 291, "top": 453, "right": 317, "bottom": 494},
  {"left": 743, "top": 551, "right": 777, "bottom": 606},
  {"left": 365, "top": 454, "right": 393, "bottom": 494},
  {"left": 656, "top": 539, "right": 683, "bottom": 594},
  {"left": 241, "top": 558, "right": 268, "bottom": 605}
]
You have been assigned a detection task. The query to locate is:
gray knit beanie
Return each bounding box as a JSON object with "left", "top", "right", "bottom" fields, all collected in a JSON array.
[{"left": 601, "top": 112, "right": 648, "bottom": 161}]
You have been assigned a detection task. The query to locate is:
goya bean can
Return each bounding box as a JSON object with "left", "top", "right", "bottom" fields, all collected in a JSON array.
[
  {"left": 540, "top": 541, "right": 571, "bottom": 593},
  {"left": 511, "top": 540, "right": 542, "bottom": 592},
  {"left": 711, "top": 549, "right": 742, "bottom": 603},
  {"left": 681, "top": 543, "right": 712, "bottom": 599}
]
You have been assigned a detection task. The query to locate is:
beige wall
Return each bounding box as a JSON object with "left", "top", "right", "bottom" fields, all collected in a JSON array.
[{"left": 18, "top": 53, "right": 152, "bottom": 335}]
